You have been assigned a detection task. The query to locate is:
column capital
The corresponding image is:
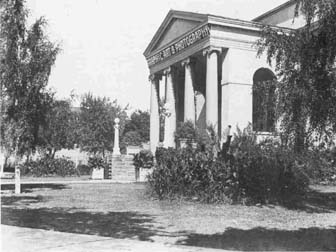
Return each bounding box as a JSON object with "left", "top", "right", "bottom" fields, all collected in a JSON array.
[
  {"left": 163, "top": 66, "right": 172, "bottom": 76},
  {"left": 148, "top": 74, "right": 156, "bottom": 82},
  {"left": 148, "top": 73, "right": 161, "bottom": 82},
  {"left": 202, "top": 46, "right": 221, "bottom": 57},
  {"left": 181, "top": 57, "right": 196, "bottom": 68}
]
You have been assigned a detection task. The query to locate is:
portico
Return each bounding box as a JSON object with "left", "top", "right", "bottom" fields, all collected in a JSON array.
[{"left": 144, "top": 10, "right": 289, "bottom": 152}]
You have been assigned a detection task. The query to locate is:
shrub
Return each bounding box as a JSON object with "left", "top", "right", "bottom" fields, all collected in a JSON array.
[
  {"left": 175, "top": 121, "right": 197, "bottom": 142},
  {"left": 19, "top": 157, "right": 78, "bottom": 177},
  {"left": 149, "top": 147, "right": 238, "bottom": 203},
  {"left": 88, "top": 156, "right": 106, "bottom": 169},
  {"left": 234, "top": 143, "right": 309, "bottom": 204},
  {"left": 148, "top": 131, "right": 310, "bottom": 205},
  {"left": 133, "top": 150, "right": 154, "bottom": 169},
  {"left": 77, "top": 164, "right": 91, "bottom": 175},
  {"left": 296, "top": 148, "right": 336, "bottom": 185}
]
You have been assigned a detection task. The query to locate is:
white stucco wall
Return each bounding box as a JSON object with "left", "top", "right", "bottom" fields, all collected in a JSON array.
[
  {"left": 254, "top": 2, "right": 306, "bottom": 29},
  {"left": 221, "top": 48, "right": 275, "bottom": 135}
]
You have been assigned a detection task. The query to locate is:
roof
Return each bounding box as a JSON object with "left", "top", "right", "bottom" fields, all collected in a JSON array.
[
  {"left": 143, "top": 10, "right": 271, "bottom": 58},
  {"left": 144, "top": 6, "right": 297, "bottom": 59},
  {"left": 252, "top": 0, "right": 296, "bottom": 22}
]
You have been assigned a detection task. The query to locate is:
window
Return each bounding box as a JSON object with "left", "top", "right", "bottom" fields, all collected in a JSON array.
[{"left": 252, "top": 68, "right": 276, "bottom": 132}]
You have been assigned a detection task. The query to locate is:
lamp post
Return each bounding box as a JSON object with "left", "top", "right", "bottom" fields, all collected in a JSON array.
[{"left": 113, "top": 118, "right": 121, "bottom": 156}]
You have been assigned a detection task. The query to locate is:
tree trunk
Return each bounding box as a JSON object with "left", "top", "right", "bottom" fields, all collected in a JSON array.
[
  {"left": 293, "top": 99, "right": 305, "bottom": 153},
  {"left": 51, "top": 149, "right": 57, "bottom": 159}
]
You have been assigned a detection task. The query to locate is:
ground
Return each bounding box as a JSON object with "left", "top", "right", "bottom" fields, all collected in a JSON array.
[{"left": 1, "top": 180, "right": 336, "bottom": 251}]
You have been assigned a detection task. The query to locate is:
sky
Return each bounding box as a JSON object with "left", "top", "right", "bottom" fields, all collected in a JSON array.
[{"left": 27, "top": 0, "right": 288, "bottom": 111}]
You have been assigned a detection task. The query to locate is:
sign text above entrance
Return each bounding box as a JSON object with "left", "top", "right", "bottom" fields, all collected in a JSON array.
[{"left": 147, "top": 24, "right": 210, "bottom": 67}]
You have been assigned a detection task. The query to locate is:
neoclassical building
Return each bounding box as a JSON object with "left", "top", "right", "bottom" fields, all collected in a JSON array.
[{"left": 144, "top": 1, "right": 305, "bottom": 152}]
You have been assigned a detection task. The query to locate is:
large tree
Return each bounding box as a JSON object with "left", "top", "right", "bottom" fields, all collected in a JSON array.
[
  {"left": 257, "top": 0, "right": 336, "bottom": 152},
  {"left": 0, "top": 0, "right": 59, "bottom": 159},
  {"left": 78, "top": 93, "right": 127, "bottom": 156}
]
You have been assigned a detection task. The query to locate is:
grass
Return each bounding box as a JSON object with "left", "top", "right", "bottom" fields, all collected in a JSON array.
[{"left": 1, "top": 182, "right": 336, "bottom": 251}]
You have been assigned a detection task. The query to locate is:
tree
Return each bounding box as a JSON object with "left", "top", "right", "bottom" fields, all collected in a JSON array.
[
  {"left": 122, "top": 110, "right": 150, "bottom": 144},
  {"left": 257, "top": 0, "right": 336, "bottom": 152},
  {"left": 40, "top": 98, "right": 78, "bottom": 158},
  {"left": 0, "top": 0, "right": 59, "bottom": 160},
  {"left": 78, "top": 93, "right": 127, "bottom": 156}
]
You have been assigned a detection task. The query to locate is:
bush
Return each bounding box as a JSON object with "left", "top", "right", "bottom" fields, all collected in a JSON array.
[
  {"left": 296, "top": 148, "right": 336, "bottom": 185},
  {"left": 148, "top": 135, "right": 310, "bottom": 205},
  {"left": 19, "top": 157, "right": 78, "bottom": 177},
  {"left": 77, "top": 164, "right": 91, "bottom": 175},
  {"left": 234, "top": 143, "right": 309, "bottom": 204},
  {"left": 133, "top": 150, "right": 154, "bottom": 169},
  {"left": 149, "top": 147, "right": 238, "bottom": 203},
  {"left": 175, "top": 121, "right": 197, "bottom": 142},
  {"left": 88, "top": 155, "right": 107, "bottom": 169}
]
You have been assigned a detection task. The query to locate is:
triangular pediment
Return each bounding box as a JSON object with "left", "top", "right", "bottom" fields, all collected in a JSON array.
[{"left": 144, "top": 10, "right": 207, "bottom": 57}]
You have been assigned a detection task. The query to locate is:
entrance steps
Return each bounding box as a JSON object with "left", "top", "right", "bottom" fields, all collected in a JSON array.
[{"left": 110, "top": 155, "right": 136, "bottom": 182}]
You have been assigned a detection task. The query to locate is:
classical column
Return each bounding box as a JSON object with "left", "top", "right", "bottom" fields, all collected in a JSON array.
[
  {"left": 204, "top": 47, "right": 220, "bottom": 132},
  {"left": 182, "top": 58, "right": 195, "bottom": 124},
  {"left": 163, "top": 67, "right": 176, "bottom": 148},
  {"left": 149, "top": 74, "right": 160, "bottom": 153}
]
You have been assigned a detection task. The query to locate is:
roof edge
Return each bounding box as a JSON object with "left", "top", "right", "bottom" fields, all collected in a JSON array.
[
  {"left": 252, "top": 0, "right": 296, "bottom": 22},
  {"left": 143, "top": 10, "right": 207, "bottom": 57}
]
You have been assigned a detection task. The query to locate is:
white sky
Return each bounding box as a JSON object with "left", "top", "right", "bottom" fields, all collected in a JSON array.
[{"left": 27, "top": 0, "right": 288, "bottom": 111}]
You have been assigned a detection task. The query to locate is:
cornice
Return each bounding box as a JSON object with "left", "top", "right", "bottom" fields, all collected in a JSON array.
[{"left": 149, "top": 39, "right": 210, "bottom": 74}]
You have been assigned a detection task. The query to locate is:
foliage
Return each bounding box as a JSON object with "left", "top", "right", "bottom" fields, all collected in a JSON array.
[
  {"left": 122, "top": 110, "right": 150, "bottom": 144},
  {"left": 0, "top": 0, "right": 60, "bottom": 157},
  {"left": 149, "top": 147, "right": 238, "bottom": 203},
  {"left": 88, "top": 155, "right": 107, "bottom": 169},
  {"left": 19, "top": 157, "right": 78, "bottom": 177},
  {"left": 194, "top": 125, "right": 221, "bottom": 156},
  {"left": 133, "top": 149, "right": 154, "bottom": 169},
  {"left": 158, "top": 100, "right": 169, "bottom": 142},
  {"left": 174, "top": 120, "right": 197, "bottom": 142},
  {"left": 78, "top": 93, "right": 127, "bottom": 156},
  {"left": 121, "top": 131, "right": 142, "bottom": 147},
  {"left": 296, "top": 147, "right": 336, "bottom": 185},
  {"left": 230, "top": 123, "right": 257, "bottom": 151},
  {"left": 40, "top": 99, "right": 78, "bottom": 158},
  {"left": 256, "top": 0, "right": 336, "bottom": 152},
  {"left": 76, "top": 164, "right": 91, "bottom": 176},
  {"left": 149, "top": 129, "right": 310, "bottom": 205},
  {"left": 234, "top": 142, "right": 309, "bottom": 204},
  {"left": 252, "top": 79, "right": 276, "bottom": 132}
]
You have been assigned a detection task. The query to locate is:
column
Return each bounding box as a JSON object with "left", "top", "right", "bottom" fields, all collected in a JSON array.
[
  {"left": 204, "top": 47, "right": 220, "bottom": 132},
  {"left": 163, "top": 67, "right": 176, "bottom": 148},
  {"left": 149, "top": 74, "right": 160, "bottom": 153},
  {"left": 182, "top": 58, "right": 195, "bottom": 124}
]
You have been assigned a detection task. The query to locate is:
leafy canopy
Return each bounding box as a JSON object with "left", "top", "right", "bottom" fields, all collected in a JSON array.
[
  {"left": 257, "top": 0, "right": 336, "bottom": 151},
  {"left": 0, "top": 0, "right": 59, "bottom": 156}
]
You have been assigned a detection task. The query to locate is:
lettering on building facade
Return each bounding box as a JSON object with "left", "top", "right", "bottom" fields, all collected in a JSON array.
[{"left": 147, "top": 24, "right": 210, "bottom": 67}]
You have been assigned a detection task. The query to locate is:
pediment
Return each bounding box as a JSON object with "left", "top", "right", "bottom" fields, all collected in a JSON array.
[{"left": 144, "top": 10, "right": 207, "bottom": 57}]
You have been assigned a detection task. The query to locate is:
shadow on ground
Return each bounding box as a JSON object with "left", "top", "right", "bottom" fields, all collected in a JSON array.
[
  {"left": 1, "top": 186, "right": 336, "bottom": 250},
  {"left": 176, "top": 227, "right": 336, "bottom": 251},
  {"left": 284, "top": 188, "right": 336, "bottom": 213},
  {"left": 1, "top": 195, "right": 45, "bottom": 206},
  {"left": 1, "top": 183, "right": 69, "bottom": 193},
  {"left": 1, "top": 206, "right": 175, "bottom": 242}
]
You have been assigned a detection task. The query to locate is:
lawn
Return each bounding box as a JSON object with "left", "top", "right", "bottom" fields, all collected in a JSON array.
[{"left": 1, "top": 182, "right": 336, "bottom": 251}]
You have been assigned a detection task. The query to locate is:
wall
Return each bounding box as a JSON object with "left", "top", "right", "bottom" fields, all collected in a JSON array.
[{"left": 221, "top": 48, "right": 275, "bottom": 135}]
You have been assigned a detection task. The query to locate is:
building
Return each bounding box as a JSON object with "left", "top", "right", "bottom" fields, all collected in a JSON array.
[{"left": 144, "top": 0, "right": 305, "bottom": 152}]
